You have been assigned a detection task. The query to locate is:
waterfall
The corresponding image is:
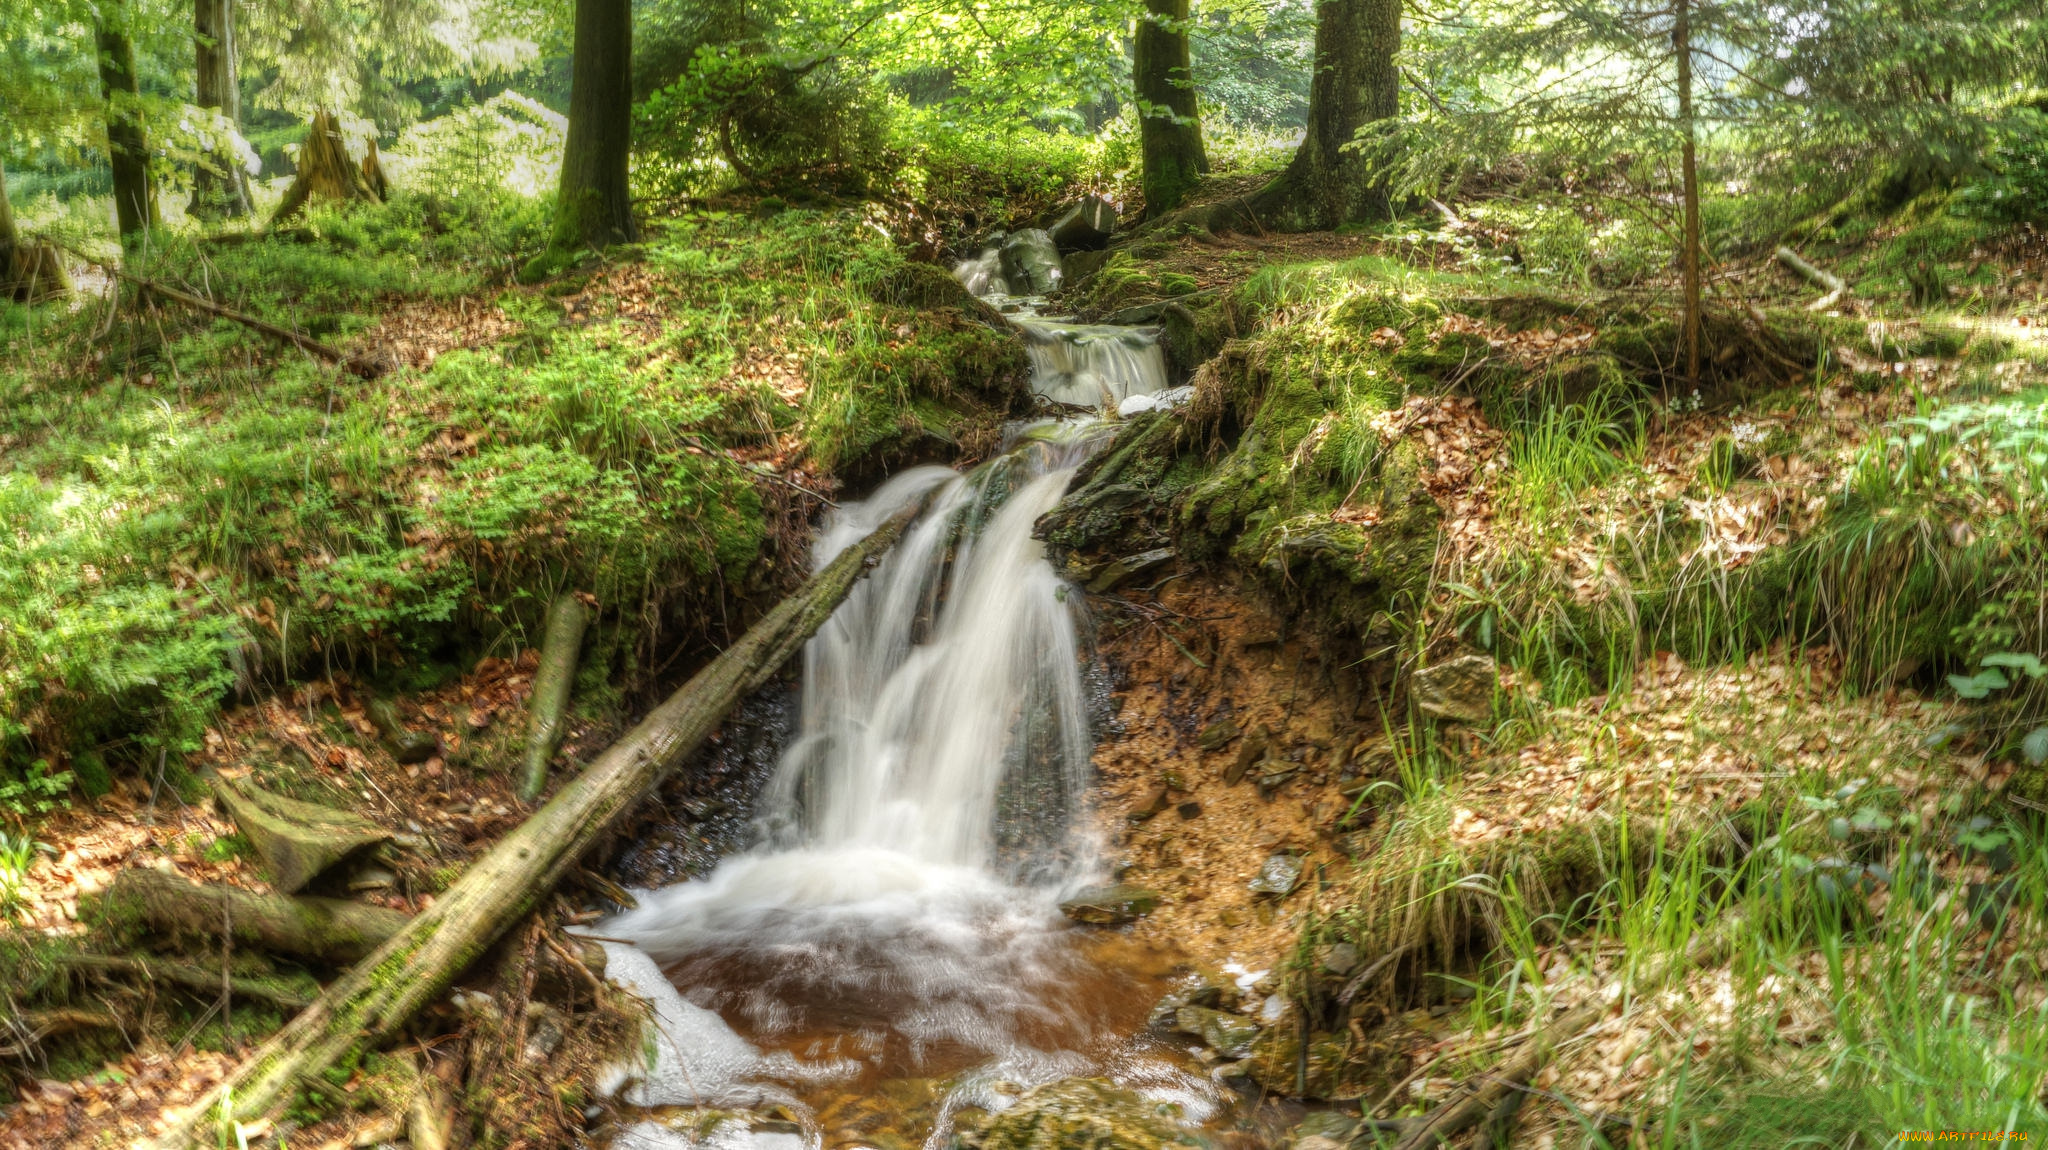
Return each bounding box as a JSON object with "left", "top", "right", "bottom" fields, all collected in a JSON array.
[
  {"left": 1012, "top": 320, "right": 1169, "bottom": 409},
  {"left": 591, "top": 238, "right": 1207, "bottom": 1143}
]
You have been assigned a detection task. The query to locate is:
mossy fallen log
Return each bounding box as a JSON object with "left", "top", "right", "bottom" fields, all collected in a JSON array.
[
  {"left": 519, "top": 593, "right": 592, "bottom": 803},
  {"left": 103, "top": 868, "right": 408, "bottom": 965},
  {"left": 158, "top": 501, "right": 921, "bottom": 1149}
]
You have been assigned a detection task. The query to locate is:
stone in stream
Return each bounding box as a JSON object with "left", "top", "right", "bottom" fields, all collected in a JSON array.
[
  {"left": 1048, "top": 195, "right": 1118, "bottom": 251},
  {"left": 954, "top": 1076, "right": 1206, "bottom": 1150},
  {"left": 1411, "top": 653, "right": 1499, "bottom": 724},
  {"left": 998, "top": 228, "right": 1064, "bottom": 295},
  {"left": 1249, "top": 853, "right": 1306, "bottom": 897},
  {"left": 1058, "top": 883, "right": 1162, "bottom": 924},
  {"left": 1174, "top": 1005, "right": 1261, "bottom": 1059}
]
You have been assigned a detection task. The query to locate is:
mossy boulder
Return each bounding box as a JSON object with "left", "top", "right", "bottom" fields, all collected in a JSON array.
[{"left": 954, "top": 1077, "right": 1208, "bottom": 1150}]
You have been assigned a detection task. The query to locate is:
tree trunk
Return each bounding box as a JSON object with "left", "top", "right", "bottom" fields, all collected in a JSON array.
[
  {"left": 159, "top": 504, "right": 920, "bottom": 1149},
  {"left": 103, "top": 868, "right": 410, "bottom": 965},
  {"left": 1243, "top": 0, "right": 1400, "bottom": 232},
  {"left": 190, "top": 0, "right": 252, "bottom": 221},
  {"left": 542, "top": 0, "right": 636, "bottom": 259},
  {"left": 96, "top": 8, "right": 159, "bottom": 243},
  {"left": 0, "top": 163, "right": 63, "bottom": 302},
  {"left": 1675, "top": 0, "right": 1702, "bottom": 387},
  {"left": 1134, "top": 0, "right": 1208, "bottom": 216}
]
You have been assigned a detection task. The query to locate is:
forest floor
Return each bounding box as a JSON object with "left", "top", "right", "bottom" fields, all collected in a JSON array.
[{"left": 4, "top": 170, "right": 2048, "bottom": 1149}]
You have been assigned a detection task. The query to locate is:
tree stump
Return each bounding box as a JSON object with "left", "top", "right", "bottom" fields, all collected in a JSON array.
[
  {"left": 211, "top": 774, "right": 390, "bottom": 894},
  {"left": 270, "top": 109, "right": 383, "bottom": 227}
]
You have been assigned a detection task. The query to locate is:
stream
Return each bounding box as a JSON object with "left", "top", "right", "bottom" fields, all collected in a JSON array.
[{"left": 589, "top": 265, "right": 1216, "bottom": 1150}]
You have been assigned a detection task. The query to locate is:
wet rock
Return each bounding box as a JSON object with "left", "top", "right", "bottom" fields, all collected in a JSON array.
[
  {"left": 1175, "top": 1005, "right": 1261, "bottom": 1059},
  {"left": 1059, "top": 883, "right": 1162, "bottom": 924},
  {"left": 1087, "top": 547, "right": 1175, "bottom": 593},
  {"left": 347, "top": 864, "right": 397, "bottom": 892},
  {"left": 1197, "top": 720, "right": 1239, "bottom": 752},
  {"left": 1249, "top": 1027, "right": 1351, "bottom": 1099},
  {"left": 1249, "top": 854, "right": 1306, "bottom": 897},
  {"left": 998, "top": 229, "right": 1063, "bottom": 296},
  {"left": 1411, "top": 654, "right": 1499, "bottom": 724},
  {"left": 1226, "top": 724, "right": 1271, "bottom": 785},
  {"left": 955, "top": 1076, "right": 1206, "bottom": 1150},
  {"left": 1127, "top": 784, "right": 1172, "bottom": 823},
  {"left": 1049, "top": 196, "right": 1118, "bottom": 251},
  {"left": 1175, "top": 801, "right": 1202, "bottom": 821}
]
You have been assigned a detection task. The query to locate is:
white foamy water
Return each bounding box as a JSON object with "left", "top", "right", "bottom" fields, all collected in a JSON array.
[
  {"left": 1013, "top": 320, "right": 1168, "bottom": 408},
  {"left": 592, "top": 250, "right": 1209, "bottom": 1147}
]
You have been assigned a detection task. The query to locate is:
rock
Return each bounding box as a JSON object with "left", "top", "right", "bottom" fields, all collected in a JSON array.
[
  {"left": 367, "top": 698, "right": 438, "bottom": 763},
  {"left": 1049, "top": 195, "right": 1118, "bottom": 251},
  {"left": 1127, "top": 784, "right": 1171, "bottom": 822},
  {"left": 1063, "top": 248, "right": 1112, "bottom": 290},
  {"left": 1411, "top": 654, "right": 1499, "bottom": 724},
  {"left": 1059, "top": 883, "right": 1162, "bottom": 924},
  {"left": 998, "top": 228, "right": 1063, "bottom": 296},
  {"left": 1175, "top": 1005, "right": 1260, "bottom": 1059},
  {"left": 1322, "top": 943, "right": 1361, "bottom": 978},
  {"left": 1249, "top": 854, "right": 1306, "bottom": 897},
  {"left": 1226, "top": 724, "right": 1271, "bottom": 785},
  {"left": 1256, "top": 761, "right": 1300, "bottom": 797},
  {"left": 1197, "top": 720, "right": 1239, "bottom": 751},
  {"left": 1147, "top": 975, "right": 1227, "bottom": 1028},
  {"left": 955, "top": 1076, "right": 1205, "bottom": 1150},
  {"left": 523, "top": 1002, "right": 565, "bottom": 1063},
  {"left": 1176, "top": 801, "right": 1202, "bottom": 821},
  {"left": 347, "top": 864, "right": 398, "bottom": 892},
  {"left": 1086, "top": 547, "right": 1175, "bottom": 593}
]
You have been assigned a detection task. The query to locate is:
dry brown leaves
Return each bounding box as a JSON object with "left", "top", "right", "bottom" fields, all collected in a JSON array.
[
  {"left": 1369, "top": 395, "right": 1505, "bottom": 555},
  {"left": 1443, "top": 648, "right": 1963, "bottom": 850},
  {"left": 359, "top": 297, "right": 521, "bottom": 371},
  {"left": 0, "top": 1046, "right": 236, "bottom": 1150},
  {"left": 1436, "top": 313, "right": 1599, "bottom": 364}
]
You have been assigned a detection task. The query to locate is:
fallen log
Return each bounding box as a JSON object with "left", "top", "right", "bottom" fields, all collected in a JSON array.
[
  {"left": 1774, "top": 245, "right": 1846, "bottom": 312},
  {"left": 1384, "top": 916, "right": 1739, "bottom": 1150},
  {"left": 0, "top": 1007, "right": 121, "bottom": 1058},
  {"left": 520, "top": 593, "right": 592, "bottom": 802},
  {"left": 159, "top": 501, "right": 921, "bottom": 1148},
  {"left": 103, "top": 868, "right": 408, "bottom": 965},
  {"left": 212, "top": 773, "right": 390, "bottom": 894}
]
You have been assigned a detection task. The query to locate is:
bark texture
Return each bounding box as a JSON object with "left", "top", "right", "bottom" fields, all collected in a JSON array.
[
  {"left": 547, "top": 0, "right": 637, "bottom": 254},
  {"left": 270, "top": 110, "right": 382, "bottom": 226},
  {"left": 520, "top": 594, "right": 592, "bottom": 803},
  {"left": 160, "top": 504, "right": 920, "bottom": 1149},
  {"left": 1245, "top": 0, "right": 1401, "bottom": 231},
  {"left": 1675, "top": 0, "right": 1702, "bottom": 386},
  {"left": 96, "top": 10, "right": 160, "bottom": 242},
  {"left": 189, "top": 0, "right": 252, "bottom": 221},
  {"left": 1134, "top": 0, "right": 1209, "bottom": 216},
  {"left": 103, "top": 868, "right": 409, "bottom": 965}
]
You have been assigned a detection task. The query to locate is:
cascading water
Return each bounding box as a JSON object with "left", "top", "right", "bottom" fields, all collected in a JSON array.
[{"left": 593, "top": 253, "right": 1197, "bottom": 1150}]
